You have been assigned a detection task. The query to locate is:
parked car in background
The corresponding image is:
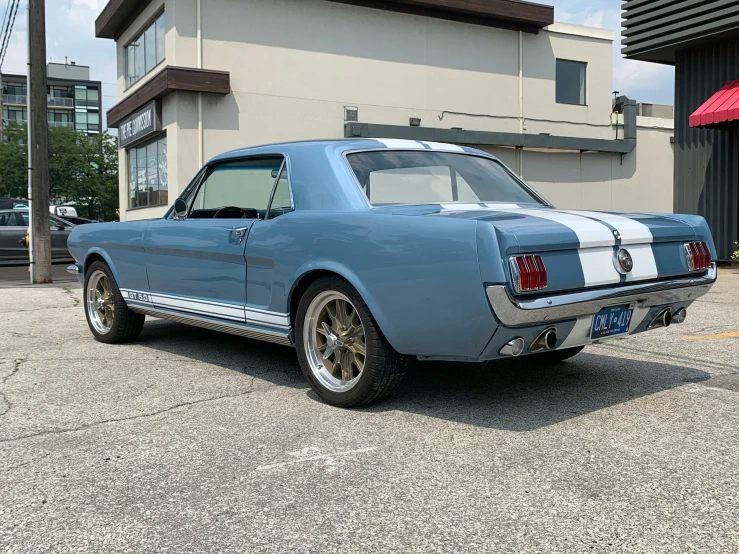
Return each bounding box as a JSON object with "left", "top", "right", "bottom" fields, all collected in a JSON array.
[
  {"left": 0, "top": 198, "right": 29, "bottom": 210},
  {"left": 0, "top": 209, "right": 75, "bottom": 263},
  {"left": 50, "top": 205, "right": 78, "bottom": 218},
  {"left": 59, "top": 215, "right": 96, "bottom": 226},
  {"left": 67, "top": 139, "right": 717, "bottom": 407}
]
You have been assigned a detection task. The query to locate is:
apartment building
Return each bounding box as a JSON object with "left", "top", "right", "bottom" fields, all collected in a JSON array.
[
  {"left": 1, "top": 62, "right": 102, "bottom": 136},
  {"left": 95, "top": 0, "right": 675, "bottom": 222}
]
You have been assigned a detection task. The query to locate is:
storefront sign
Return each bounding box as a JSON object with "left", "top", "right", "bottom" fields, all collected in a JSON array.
[{"left": 119, "top": 101, "right": 162, "bottom": 148}]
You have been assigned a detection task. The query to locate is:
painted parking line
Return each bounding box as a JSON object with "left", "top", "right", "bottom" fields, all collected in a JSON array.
[
  {"left": 256, "top": 446, "right": 378, "bottom": 472},
  {"left": 684, "top": 330, "right": 739, "bottom": 340}
]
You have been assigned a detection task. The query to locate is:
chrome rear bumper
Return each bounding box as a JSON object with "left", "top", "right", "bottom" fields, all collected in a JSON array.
[{"left": 486, "top": 264, "right": 717, "bottom": 327}]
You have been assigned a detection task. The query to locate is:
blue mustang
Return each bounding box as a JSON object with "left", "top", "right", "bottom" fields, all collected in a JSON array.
[{"left": 68, "top": 139, "right": 717, "bottom": 407}]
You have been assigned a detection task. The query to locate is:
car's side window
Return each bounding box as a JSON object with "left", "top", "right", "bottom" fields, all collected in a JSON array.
[
  {"left": 189, "top": 157, "right": 283, "bottom": 219},
  {"left": 267, "top": 165, "right": 293, "bottom": 219},
  {"left": 50, "top": 216, "right": 68, "bottom": 230},
  {"left": 17, "top": 212, "right": 28, "bottom": 226},
  {"left": 0, "top": 213, "right": 11, "bottom": 226}
]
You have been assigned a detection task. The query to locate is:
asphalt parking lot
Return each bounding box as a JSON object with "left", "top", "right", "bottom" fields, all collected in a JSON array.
[{"left": 1, "top": 270, "right": 738, "bottom": 553}]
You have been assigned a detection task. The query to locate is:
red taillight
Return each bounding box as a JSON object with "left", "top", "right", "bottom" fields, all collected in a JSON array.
[
  {"left": 685, "top": 241, "right": 711, "bottom": 271},
  {"left": 515, "top": 256, "right": 529, "bottom": 291},
  {"left": 510, "top": 255, "right": 547, "bottom": 292}
]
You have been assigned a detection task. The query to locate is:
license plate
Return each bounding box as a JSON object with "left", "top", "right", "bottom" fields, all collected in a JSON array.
[{"left": 590, "top": 304, "right": 634, "bottom": 340}]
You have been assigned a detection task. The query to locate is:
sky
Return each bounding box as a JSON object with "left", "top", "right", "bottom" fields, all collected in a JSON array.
[{"left": 0, "top": 0, "right": 676, "bottom": 124}]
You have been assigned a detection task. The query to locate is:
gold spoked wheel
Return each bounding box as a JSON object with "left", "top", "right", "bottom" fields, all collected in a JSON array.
[
  {"left": 304, "top": 291, "right": 366, "bottom": 393},
  {"left": 86, "top": 270, "right": 115, "bottom": 335}
]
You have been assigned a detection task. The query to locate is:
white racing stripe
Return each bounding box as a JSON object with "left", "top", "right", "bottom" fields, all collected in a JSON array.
[
  {"left": 121, "top": 288, "right": 290, "bottom": 329},
  {"left": 623, "top": 244, "right": 659, "bottom": 282},
  {"left": 578, "top": 247, "right": 622, "bottom": 287},
  {"left": 375, "top": 139, "right": 425, "bottom": 149},
  {"left": 514, "top": 209, "right": 615, "bottom": 248},
  {"left": 563, "top": 210, "right": 653, "bottom": 245},
  {"left": 423, "top": 141, "right": 465, "bottom": 152},
  {"left": 558, "top": 317, "right": 593, "bottom": 349},
  {"left": 559, "top": 304, "right": 652, "bottom": 349},
  {"left": 439, "top": 203, "right": 521, "bottom": 212},
  {"left": 375, "top": 139, "right": 465, "bottom": 152}
]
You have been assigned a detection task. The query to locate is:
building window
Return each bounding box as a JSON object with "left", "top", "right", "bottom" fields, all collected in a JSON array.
[
  {"left": 128, "top": 135, "right": 167, "bottom": 209},
  {"left": 74, "top": 85, "right": 100, "bottom": 108},
  {"left": 3, "top": 107, "right": 27, "bottom": 124},
  {"left": 125, "top": 12, "right": 165, "bottom": 88},
  {"left": 48, "top": 109, "right": 73, "bottom": 128},
  {"left": 556, "top": 59, "right": 586, "bottom": 106}
]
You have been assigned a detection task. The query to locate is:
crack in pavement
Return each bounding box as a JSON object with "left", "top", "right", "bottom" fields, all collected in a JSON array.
[
  {"left": 0, "top": 386, "right": 272, "bottom": 444},
  {"left": 0, "top": 357, "right": 27, "bottom": 417}
]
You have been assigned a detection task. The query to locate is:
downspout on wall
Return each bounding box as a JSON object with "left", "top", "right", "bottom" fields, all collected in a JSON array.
[{"left": 196, "top": 0, "right": 203, "bottom": 167}]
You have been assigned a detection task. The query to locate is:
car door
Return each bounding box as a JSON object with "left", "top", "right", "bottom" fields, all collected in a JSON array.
[
  {"left": 142, "top": 156, "right": 284, "bottom": 323},
  {"left": 0, "top": 211, "right": 27, "bottom": 261},
  {"left": 49, "top": 215, "right": 73, "bottom": 260},
  {"left": 243, "top": 163, "right": 295, "bottom": 318}
]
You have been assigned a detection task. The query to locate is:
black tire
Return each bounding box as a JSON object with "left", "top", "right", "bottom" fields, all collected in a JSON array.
[
  {"left": 530, "top": 346, "right": 585, "bottom": 364},
  {"left": 295, "top": 276, "right": 408, "bottom": 408},
  {"left": 83, "top": 260, "right": 145, "bottom": 344}
]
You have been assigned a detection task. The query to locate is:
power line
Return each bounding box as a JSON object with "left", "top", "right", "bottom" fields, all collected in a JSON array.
[
  {"left": 0, "top": 1, "right": 12, "bottom": 62},
  {"left": 0, "top": 0, "right": 20, "bottom": 70}
]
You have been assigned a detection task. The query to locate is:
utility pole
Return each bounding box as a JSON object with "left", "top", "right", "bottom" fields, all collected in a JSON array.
[{"left": 28, "top": 0, "right": 51, "bottom": 283}]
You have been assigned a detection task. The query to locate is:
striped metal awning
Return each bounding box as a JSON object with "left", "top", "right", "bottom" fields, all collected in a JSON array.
[{"left": 690, "top": 80, "right": 739, "bottom": 128}]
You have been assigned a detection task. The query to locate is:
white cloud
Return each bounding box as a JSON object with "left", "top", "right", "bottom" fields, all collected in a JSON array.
[{"left": 582, "top": 10, "right": 605, "bottom": 28}]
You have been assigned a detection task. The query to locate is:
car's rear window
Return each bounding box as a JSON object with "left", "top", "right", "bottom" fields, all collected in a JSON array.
[{"left": 346, "top": 150, "right": 543, "bottom": 206}]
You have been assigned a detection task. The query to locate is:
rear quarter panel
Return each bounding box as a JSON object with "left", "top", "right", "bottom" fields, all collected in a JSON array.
[
  {"left": 248, "top": 212, "right": 499, "bottom": 359},
  {"left": 68, "top": 221, "right": 151, "bottom": 291}
]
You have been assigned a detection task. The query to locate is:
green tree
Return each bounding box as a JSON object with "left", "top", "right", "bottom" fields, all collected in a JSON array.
[{"left": 0, "top": 122, "right": 119, "bottom": 221}]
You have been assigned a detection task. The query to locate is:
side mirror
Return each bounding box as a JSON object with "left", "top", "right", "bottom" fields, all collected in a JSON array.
[{"left": 173, "top": 198, "right": 188, "bottom": 220}]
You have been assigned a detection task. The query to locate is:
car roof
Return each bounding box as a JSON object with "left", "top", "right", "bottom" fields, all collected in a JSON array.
[{"left": 209, "top": 138, "right": 493, "bottom": 164}]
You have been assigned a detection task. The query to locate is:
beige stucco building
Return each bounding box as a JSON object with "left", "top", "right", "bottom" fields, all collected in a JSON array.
[{"left": 95, "top": 0, "right": 674, "bottom": 221}]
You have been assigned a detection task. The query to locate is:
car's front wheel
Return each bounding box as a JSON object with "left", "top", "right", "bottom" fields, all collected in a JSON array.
[
  {"left": 84, "top": 260, "right": 145, "bottom": 344},
  {"left": 295, "top": 276, "right": 408, "bottom": 408}
]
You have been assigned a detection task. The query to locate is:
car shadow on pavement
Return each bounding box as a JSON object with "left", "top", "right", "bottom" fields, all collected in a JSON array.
[
  {"left": 136, "top": 319, "right": 306, "bottom": 390},
  {"left": 136, "top": 319, "right": 710, "bottom": 431},
  {"left": 366, "top": 353, "right": 710, "bottom": 431}
]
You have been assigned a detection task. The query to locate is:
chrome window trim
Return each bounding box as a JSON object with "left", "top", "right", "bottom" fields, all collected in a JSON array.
[
  {"left": 264, "top": 157, "right": 296, "bottom": 220},
  {"left": 341, "top": 147, "right": 552, "bottom": 208},
  {"left": 487, "top": 264, "right": 717, "bottom": 327}
]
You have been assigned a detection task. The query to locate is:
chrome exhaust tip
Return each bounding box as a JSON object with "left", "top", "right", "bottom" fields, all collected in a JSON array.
[
  {"left": 499, "top": 337, "right": 525, "bottom": 357},
  {"left": 648, "top": 308, "right": 672, "bottom": 329},
  {"left": 673, "top": 308, "right": 687, "bottom": 324},
  {"left": 530, "top": 327, "right": 557, "bottom": 352}
]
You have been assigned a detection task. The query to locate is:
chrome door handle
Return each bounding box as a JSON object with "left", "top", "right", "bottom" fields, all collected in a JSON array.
[{"left": 228, "top": 226, "right": 249, "bottom": 244}]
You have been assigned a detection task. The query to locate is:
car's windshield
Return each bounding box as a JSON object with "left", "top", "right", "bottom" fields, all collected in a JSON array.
[{"left": 346, "top": 150, "right": 544, "bottom": 206}]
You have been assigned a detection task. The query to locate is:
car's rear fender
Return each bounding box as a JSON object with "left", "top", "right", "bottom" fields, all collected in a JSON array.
[{"left": 276, "top": 212, "right": 499, "bottom": 359}]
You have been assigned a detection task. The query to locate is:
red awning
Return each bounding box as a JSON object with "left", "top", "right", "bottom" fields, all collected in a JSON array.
[{"left": 690, "top": 80, "right": 739, "bottom": 127}]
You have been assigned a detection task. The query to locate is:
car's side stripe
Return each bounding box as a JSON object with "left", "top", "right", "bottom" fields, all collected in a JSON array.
[{"left": 119, "top": 289, "right": 290, "bottom": 329}]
